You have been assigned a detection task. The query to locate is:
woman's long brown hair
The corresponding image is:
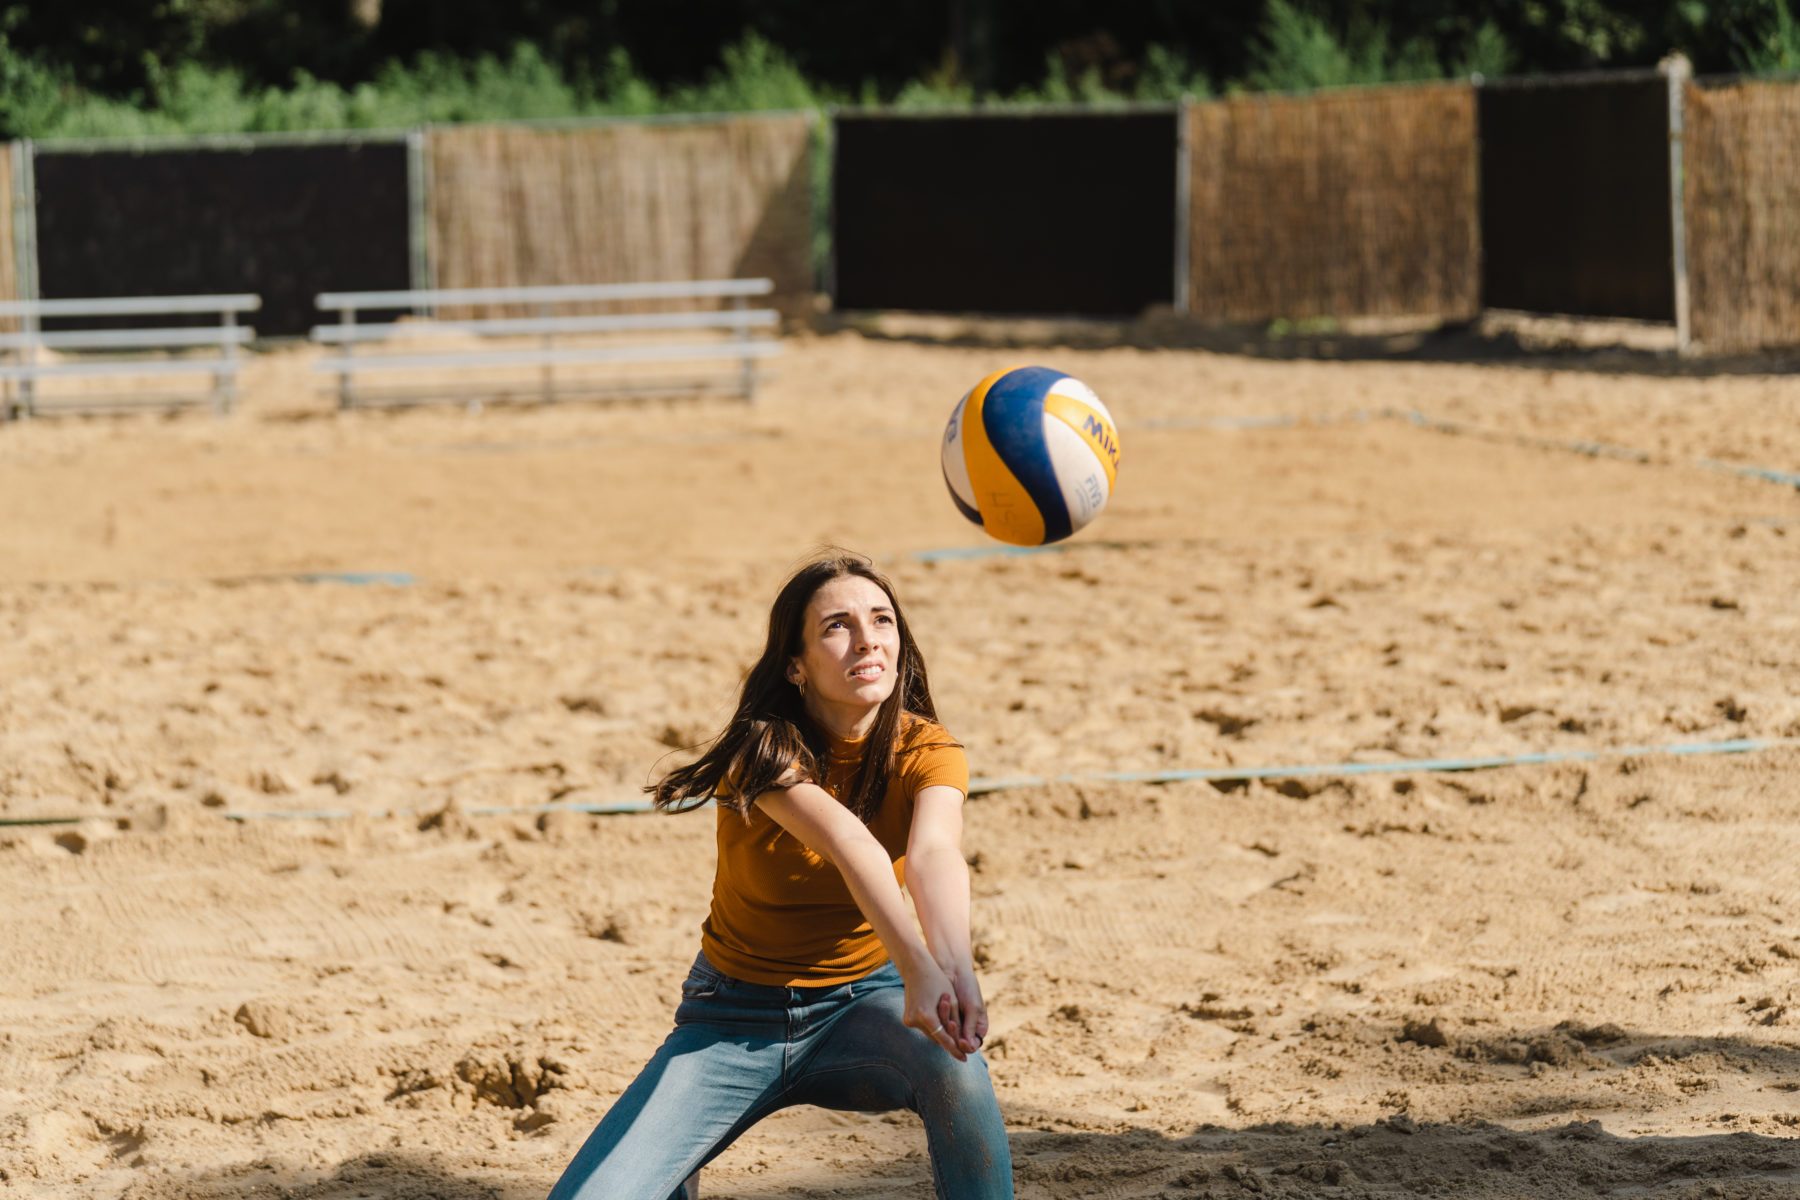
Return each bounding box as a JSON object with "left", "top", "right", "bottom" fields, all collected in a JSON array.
[{"left": 649, "top": 552, "right": 938, "bottom": 822}]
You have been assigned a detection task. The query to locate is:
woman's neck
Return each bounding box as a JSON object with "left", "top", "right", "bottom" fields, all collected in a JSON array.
[{"left": 804, "top": 695, "right": 882, "bottom": 744}]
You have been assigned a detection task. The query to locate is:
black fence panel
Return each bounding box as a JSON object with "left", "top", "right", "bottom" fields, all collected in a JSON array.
[
  {"left": 1478, "top": 76, "right": 1673, "bottom": 321},
  {"left": 34, "top": 141, "right": 411, "bottom": 336},
  {"left": 833, "top": 112, "right": 1178, "bottom": 316}
]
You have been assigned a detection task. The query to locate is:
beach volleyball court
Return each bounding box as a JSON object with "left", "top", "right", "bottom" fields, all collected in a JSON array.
[{"left": 2, "top": 334, "right": 1798, "bottom": 1197}]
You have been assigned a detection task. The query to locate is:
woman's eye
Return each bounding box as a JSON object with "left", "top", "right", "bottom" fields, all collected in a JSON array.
[{"left": 876, "top": 615, "right": 894, "bottom": 625}]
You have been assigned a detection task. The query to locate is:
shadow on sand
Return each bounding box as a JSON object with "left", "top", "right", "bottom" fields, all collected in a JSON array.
[
  {"left": 121, "top": 1120, "right": 1800, "bottom": 1200},
  {"left": 113, "top": 1151, "right": 508, "bottom": 1200},
  {"left": 113, "top": 1024, "right": 1800, "bottom": 1199},
  {"left": 817, "top": 309, "right": 1800, "bottom": 380}
]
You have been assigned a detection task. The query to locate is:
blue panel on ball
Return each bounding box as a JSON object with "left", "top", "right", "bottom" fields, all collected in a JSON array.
[{"left": 979, "top": 366, "right": 1071, "bottom": 544}]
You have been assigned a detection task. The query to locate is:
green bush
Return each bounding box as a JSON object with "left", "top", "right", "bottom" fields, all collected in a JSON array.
[
  {"left": 1455, "top": 22, "right": 1516, "bottom": 80},
  {"left": 1244, "top": 0, "right": 1448, "bottom": 92},
  {"left": 1134, "top": 46, "right": 1213, "bottom": 102},
  {"left": 666, "top": 34, "right": 818, "bottom": 114},
  {"left": 1733, "top": 0, "right": 1800, "bottom": 74},
  {"left": 0, "top": 21, "right": 1526, "bottom": 143}
]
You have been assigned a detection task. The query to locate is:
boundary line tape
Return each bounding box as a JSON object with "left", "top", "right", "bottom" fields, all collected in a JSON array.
[
  {"left": 5, "top": 735, "right": 1793, "bottom": 828},
  {"left": 963, "top": 735, "right": 1800, "bottom": 793}
]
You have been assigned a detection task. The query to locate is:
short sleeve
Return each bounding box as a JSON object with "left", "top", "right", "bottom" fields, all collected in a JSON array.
[{"left": 903, "top": 727, "right": 969, "bottom": 797}]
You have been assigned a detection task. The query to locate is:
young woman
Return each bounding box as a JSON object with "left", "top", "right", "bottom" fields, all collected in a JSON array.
[{"left": 547, "top": 552, "right": 1013, "bottom": 1200}]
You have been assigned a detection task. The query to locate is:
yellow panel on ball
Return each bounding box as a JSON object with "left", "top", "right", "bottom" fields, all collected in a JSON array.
[
  {"left": 955, "top": 367, "right": 1048, "bottom": 547},
  {"left": 1041, "top": 388, "right": 1120, "bottom": 496}
]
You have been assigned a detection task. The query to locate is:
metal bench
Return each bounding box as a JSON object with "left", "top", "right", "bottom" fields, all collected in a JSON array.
[
  {"left": 310, "top": 279, "right": 781, "bottom": 410},
  {"left": 0, "top": 294, "right": 259, "bottom": 421}
]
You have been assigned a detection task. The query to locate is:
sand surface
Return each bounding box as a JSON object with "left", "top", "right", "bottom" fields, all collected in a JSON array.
[{"left": 2, "top": 332, "right": 1798, "bottom": 1198}]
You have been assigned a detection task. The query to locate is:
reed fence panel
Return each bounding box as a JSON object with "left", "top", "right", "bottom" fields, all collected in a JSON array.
[
  {"left": 1187, "top": 85, "right": 1478, "bottom": 323},
  {"left": 1685, "top": 80, "right": 1800, "bottom": 352},
  {"left": 427, "top": 116, "right": 812, "bottom": 319}
]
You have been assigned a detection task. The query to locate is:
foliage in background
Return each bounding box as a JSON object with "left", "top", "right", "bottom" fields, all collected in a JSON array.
[
  {"left": 6, "top": 2, "right": 1800, "bottom": 141},
  {"left": 1241, "top": 1, "right": 1512, "bottom": 92},
  {"left": 1728, "top": 0, "right": 1800, "bottom": 71},
  {"left": 1242, "top": 0, "right": 1437, "bottom": 92},
  {"left": 1132, "top": 46, "right": 1215, "bottom": 101},
  {"left": 0, "top": 28, "right": 1213, "bottom": 140}
]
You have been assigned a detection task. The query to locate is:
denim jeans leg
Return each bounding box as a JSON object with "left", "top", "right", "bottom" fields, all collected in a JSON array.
[
  {"left": 786, "top": 980, "right": 1014, "bottom": 1200},
  {"left": 546, "top": 1001, "right": 784, "bottom": 1199}
]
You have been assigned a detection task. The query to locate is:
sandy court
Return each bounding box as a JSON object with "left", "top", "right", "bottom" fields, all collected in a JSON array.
[{"left": 2, "top": 333, "right": 1798, "bottom": 1198}]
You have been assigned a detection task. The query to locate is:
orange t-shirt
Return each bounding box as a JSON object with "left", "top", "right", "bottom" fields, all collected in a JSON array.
[{"left": 699, "top": 714, "right": 968, "bottom": 987}]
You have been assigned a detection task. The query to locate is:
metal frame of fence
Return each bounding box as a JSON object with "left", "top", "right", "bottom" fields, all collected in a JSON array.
[
  {"left": 405, "top": 127, "right": 432, "bottom": 307},
  {"left": 829, "top": 103, "right": 1185, "bottom": 318},
  {"left": 8, "top": 139, "right": 37, "bottom": 309},
  {"left": 1463, "top": 57, "right": 1800, "bottom": 353},
  {"left": 1473, "top": 63, "right": 1686, "bottom": 340},
  {"left": 1666, "top": 58, "right": 1694, "bottom": 351},
  {"left": 23, "top": 130, "right": 417, "bottom": 340},
  {"left": 1172, "top": 94, "right": 1194, "bottom": 316}
]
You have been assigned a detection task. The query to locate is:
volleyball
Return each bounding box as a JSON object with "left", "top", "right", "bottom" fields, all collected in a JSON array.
[{"left": 940, "top": 366, "right": 1121, "bottom": 546}]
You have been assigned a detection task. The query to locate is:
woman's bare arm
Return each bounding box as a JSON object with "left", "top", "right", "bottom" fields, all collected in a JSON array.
[
  {"left": 755, "top": 782, "right": 968, "bottom": 1060},
  {"left": 905, "top": 784, "right": 986, "bottom": 1053}
]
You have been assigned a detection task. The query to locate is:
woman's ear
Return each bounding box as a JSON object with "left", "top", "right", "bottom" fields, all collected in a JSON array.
[{"left": 786, "top": 659, "right": 804, "bottom": 687}]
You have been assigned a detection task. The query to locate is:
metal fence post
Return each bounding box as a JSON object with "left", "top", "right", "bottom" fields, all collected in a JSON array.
[
  {"left": 338, "top": 305, "right": 355, "bottom": 409},
  {"left": 1173, "top": 96, "right": 1192, "bottom": 315},
  {"left": 1663, "top": 54, "right": 1693, "bottom": 355},
  {"left": 15, "top": 139, "right": 38, "bottom": 419},
  {"left": 216, "top": 305, "right": 238, "bottom": 415},
  {"left": 821, "top": 109, "right": 838, "bottom": 310},
  {"left": 407, "top": 125, "right": 432, "bottom": 319},
  {"left": 17, "top": 138, "right": 37, "bottom": 309},
  {"left": 3, "top": 141, "right": 27, "bottom": 423}
]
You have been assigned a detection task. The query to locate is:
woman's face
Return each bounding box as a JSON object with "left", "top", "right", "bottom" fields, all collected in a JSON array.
[{"left": 788, "top": 574, "right": 902, "bottom": 719}]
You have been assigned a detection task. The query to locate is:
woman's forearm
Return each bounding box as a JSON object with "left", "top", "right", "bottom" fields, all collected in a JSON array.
[
  {"left": 831, "top": 834, "right": 938, "bottom": 975},
  {"left": 904, "top": 845, "right": 974, "bottom": 970}
]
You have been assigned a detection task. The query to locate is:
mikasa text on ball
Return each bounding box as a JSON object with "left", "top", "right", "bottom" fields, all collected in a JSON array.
[{"left": 941, "top": 366, "right": 1121, "bottom": 546}]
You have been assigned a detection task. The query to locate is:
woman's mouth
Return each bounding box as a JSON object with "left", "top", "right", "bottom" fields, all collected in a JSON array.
[{"left": 849, "top": 663, "right": 884, "bottom": 681}]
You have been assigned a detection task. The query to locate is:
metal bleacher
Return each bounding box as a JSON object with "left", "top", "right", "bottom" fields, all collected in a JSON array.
[
  {"left": 0, "top": 294, "right": 259, "bottom": 420},
  {"left": 309, "top": 278, "right": 781, "bottom": 410}
]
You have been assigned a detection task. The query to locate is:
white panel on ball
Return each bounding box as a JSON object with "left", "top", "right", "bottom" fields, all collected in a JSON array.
[
  {"left": 1048, "top": 376, "right": 1116, "bottom": 428},
  {"left": 940, "top": 394, "right": 978, "bottom": 512},
  {"left": 1041, "top": 414, "right": 1109, "bottom": 532}
]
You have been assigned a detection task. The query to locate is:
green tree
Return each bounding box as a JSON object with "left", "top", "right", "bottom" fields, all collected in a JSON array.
[
  {"left": 1243, "top": 0, "right": 1445, "bottom": 91},
  {"left": 1728, "top": 0, "right": 1800, "bottom": 72}
]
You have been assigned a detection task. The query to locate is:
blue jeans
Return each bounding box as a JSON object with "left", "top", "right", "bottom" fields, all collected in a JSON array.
[{"left": 546, "top": 952, "right": 1014, "bottom": 1199}]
